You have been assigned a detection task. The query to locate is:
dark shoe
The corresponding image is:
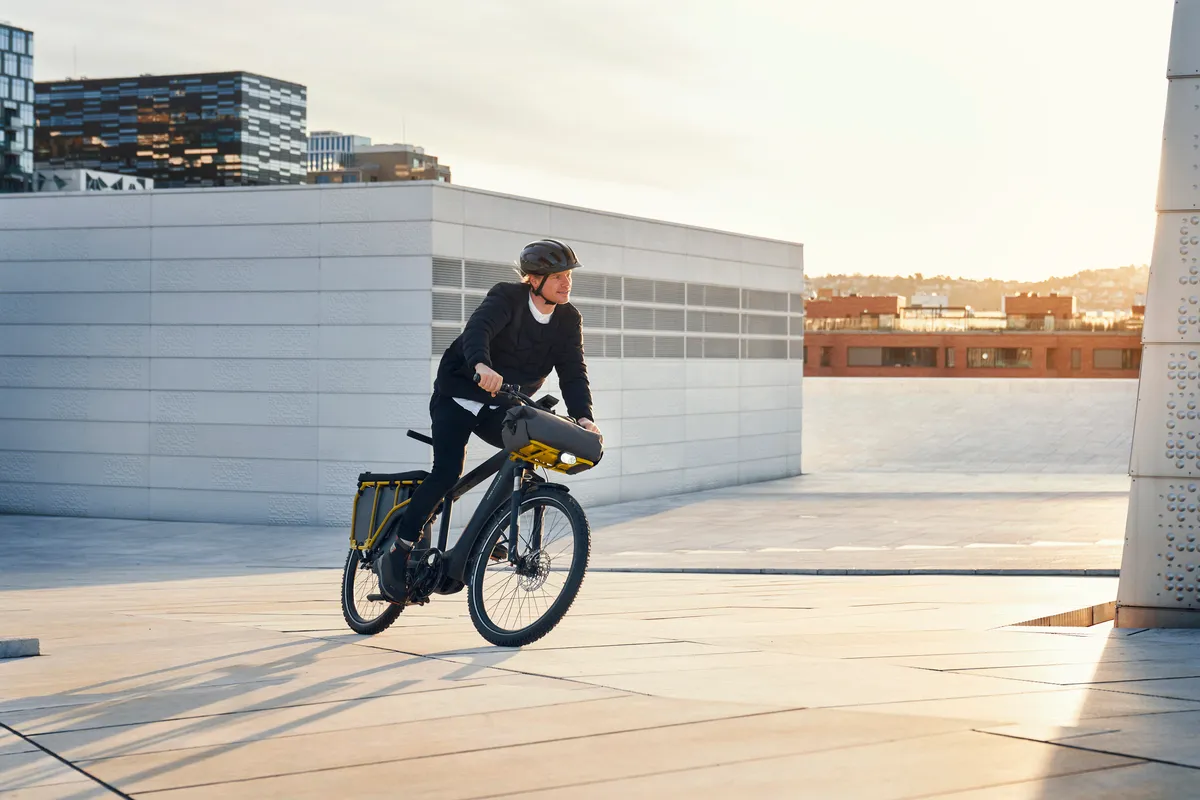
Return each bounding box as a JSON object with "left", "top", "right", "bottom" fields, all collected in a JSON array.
[
  {"left": 490, "top": 542, "right": 508, "bottom": 562},
  {"left": 375, "top": 535, "right": 416, "bottom": 603}
]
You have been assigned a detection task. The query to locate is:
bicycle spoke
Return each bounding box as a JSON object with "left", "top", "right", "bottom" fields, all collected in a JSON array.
[{"left": 479, "top": 500, "right": 578, "bottom": 634}]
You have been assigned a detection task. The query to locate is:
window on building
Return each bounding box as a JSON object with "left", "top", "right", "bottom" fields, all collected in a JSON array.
[
  {"left": 1070, "top": 348, "right": 1082, "bottom": 370},
  {"left": 0, "top": 77, "right": 8, "bottom": 100},
  {"left": 1093, "top": 348, "right": 1142, "bottom": 370},
  {"left": 846, "top": 346, "right": 937, "bottom": 367},
  {"left": 945, "top": 347, "right": 955, "bottom": 368},
  {"left": 0, "top": 29, "right": 9, "bottom": 51},
  {"left": 12, "top": 31, "right": 26, "bottom": 55},
  {"left": 1046, "top": 348, "right": 1057, "bottom": 369},
  {"left": 820, "top": 346, "right": 833, "bottom": 367},
  {"left": 3, "top": 54, "right": 16, "bottom": 76},
  {"left": 966, "top": 347, "right": 1033, "bottom": 368},
  {"left": 18, "top": 56, "right": 31, "bottom": 79}
]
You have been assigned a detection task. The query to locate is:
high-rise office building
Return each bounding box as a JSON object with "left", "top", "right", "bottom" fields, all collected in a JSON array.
[
  {"left": 0, "top": 23, "right": 34, "bottom": 193},
  {"left": 35, "top": 71, "right": 307, "bottom": 187}
]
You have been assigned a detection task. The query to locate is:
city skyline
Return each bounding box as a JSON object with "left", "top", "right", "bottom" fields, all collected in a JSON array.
[{"left": 10, "top": 0, "right": 1178, "bottom": 282}]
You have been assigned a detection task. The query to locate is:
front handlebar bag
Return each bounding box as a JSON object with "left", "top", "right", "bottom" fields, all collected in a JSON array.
[{"left": 501, "top": 406, "right": 604, "bottom": 474}]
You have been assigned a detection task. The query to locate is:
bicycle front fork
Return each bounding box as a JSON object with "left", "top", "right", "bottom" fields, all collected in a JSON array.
[{"left": 506, "top": 465, "right": 544, "bottom": 563}]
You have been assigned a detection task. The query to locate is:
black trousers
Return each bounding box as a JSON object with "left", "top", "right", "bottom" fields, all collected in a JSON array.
[{"left": 391, "top": 393, "right": 508, "bottom": 545}]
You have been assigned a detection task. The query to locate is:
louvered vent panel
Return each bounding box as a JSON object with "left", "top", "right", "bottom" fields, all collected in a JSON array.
[
  {"left": 464, "top": 293, "right": 485, "bottom": 318},
  {"left": 604, "top": 306, "right": 622, "bottom": 329},
  {"left": 790, "top": 293, "right": 805, "bottom": 313},
  {"left": 744, "top": 314, "right": 788, "bottom": 335},
  {"left": 573, "top": 301, "right": 606, "bottom": 329},
  {"left": 704, "top": 311, "right": 740, "bottom": 334},
  {"left": 686, "top": 337, "right": 703, "bottom": 358},
  {"left": 624, "top": 307, "right": 654, "bottom": 330},
  {"left": 605, "top": 334, "right": 622, "bottom": 358},
  {"left": 464, "top": 260, "right": 517, "bottom": 290},
  {"left": 432, "top": 292, "right": 463, "bottom": 322},
  {"left": 624, "top": 335, "right": 654, "bottom": 358},
  {"left": 744, "top": 289, "right": 789, "bottom": 312},
  {"left": 790, "top": 316, "right": 805, "bottom": 336},
  {"left": 706, "top": 285, "right": 740, "bottom": 309},
  {"left": 704, "top": 338, "right": 740, "bottom": 359},
  {"left": 571, "top": 273, "right": 607, "bottom": 299},
  {"left": 654, "top": 308, "right": 686, "bottom": 331},
  {"left": 654, "top": 280, "right": 686, "bottom": 305},
  {"left": 432, "top": 257, "right": 462, "bottom": 288},
  {"left": 655, "top": 336, "right": 685, "bottom": 358},
  {"left": 625, "top": 278, "right": 655, "bottom": 303},
  {"left": 747, "top": 338, "right": 788, "bottom": 359}
]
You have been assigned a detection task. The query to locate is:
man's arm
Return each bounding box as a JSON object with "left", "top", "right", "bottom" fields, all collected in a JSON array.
[
  {"left": 461, "top": 285, "right": 515, "bottom": 374},
  {"left": 555, "top": 311, "right": 595, "bottom": 425}
]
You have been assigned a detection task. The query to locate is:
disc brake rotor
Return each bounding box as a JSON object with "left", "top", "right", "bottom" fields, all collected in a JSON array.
[{"left": 517, "top": 550, "right": 552, "bottom": 592}]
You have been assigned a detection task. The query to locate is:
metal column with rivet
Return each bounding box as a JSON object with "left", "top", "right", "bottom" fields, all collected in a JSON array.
[{"left": 1117, "top": 0, "right": 1200, "bottom": 627}]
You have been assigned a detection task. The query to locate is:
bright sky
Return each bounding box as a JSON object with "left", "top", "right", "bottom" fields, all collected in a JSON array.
[{"left": 12, "top": 0, "right": 1177, "bottom": 281}]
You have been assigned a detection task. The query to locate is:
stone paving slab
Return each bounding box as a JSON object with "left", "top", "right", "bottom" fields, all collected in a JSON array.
[
  {"left": 0, "top": 472, "right": 1130, "bottom": 592},
  {"left": 937, "top": 762, "right": 1200, "bottom": 800},
  {"left": 510, "top": 730, "right": 1139, "bottom": 800},
  {"left": 2, "top": 568, "right": 1197, "bottom": 797}
]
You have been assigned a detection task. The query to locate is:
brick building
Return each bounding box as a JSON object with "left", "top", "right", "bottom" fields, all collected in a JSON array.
[{"left": 804, "top": 292, "right": 1142, "bottom": 379}]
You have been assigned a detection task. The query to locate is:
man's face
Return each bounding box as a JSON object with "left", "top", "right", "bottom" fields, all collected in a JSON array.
[{"left": 539, "top": 271, "right": 572, "bottom": 303}]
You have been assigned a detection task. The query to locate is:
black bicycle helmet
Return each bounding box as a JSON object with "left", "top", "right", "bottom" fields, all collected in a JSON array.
[{"left": 518, "top": 239, "right": 582, "bottom": 277}]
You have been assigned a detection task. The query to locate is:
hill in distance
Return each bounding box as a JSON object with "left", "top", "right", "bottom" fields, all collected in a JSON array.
[{"left": 807, "top": 265, "right": 1150, "bottom": 313}]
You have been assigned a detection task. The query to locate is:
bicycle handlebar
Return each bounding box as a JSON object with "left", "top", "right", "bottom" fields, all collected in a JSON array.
[{"left": 473, "top": 373, "right": 536, "bottom": 406}]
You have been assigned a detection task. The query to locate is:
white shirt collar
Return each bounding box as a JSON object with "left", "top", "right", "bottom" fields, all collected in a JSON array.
[{"left": 528, "top": 292, "right": 554, "bottom": 324}]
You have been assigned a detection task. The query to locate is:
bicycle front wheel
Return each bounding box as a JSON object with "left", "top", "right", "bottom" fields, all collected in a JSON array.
[{"left": 466, "top": 488, "right": 590, "bottom": 647}]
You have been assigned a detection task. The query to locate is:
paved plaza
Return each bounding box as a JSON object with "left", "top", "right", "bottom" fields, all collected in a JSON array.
[{"left": 4, "top": 471, "right": 1200, "bottom": 798}]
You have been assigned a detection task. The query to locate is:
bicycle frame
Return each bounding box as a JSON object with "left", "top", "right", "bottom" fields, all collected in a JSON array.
[
  {"left": 431, "top": 449, "right": 541, "bottom": 585},
  {"left": 389, "top": 384, "right": 576, "bottom": 587}
]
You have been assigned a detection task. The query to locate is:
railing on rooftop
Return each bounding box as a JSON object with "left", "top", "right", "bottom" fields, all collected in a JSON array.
[{"left": 804, "top": 315, "right": 1144, "bottom": 333}]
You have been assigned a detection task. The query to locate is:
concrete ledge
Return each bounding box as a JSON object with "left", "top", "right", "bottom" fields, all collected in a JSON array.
[
  {"left": 590, "top": 567, "right": 1120, "bottom": 578},
  {"left": 0, "top": 638, "right": 40, "bottom": 659}
]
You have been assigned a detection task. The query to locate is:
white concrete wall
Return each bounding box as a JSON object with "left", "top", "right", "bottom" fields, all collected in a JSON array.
[
  {"left": 802, "top": 378, "right": 1137, "bottom": 474},
  {"left": 0, "top": 182, "right": 805, "bottom": 527}
]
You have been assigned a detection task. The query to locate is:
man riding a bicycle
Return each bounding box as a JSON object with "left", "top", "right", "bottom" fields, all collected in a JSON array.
[{"left": 375, "top": 238, "right": 603, "bottom": 603}]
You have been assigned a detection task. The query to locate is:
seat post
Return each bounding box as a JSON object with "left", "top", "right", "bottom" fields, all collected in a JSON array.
[{"left": 436, "top": 496, "right": 453, "bottom": 551}]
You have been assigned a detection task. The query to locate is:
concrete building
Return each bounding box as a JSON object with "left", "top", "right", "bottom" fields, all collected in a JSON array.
[
  {"left": 35, "top": 71, "right": 307, "bottom": 187},
  {"left": 0, "top": 22, "right": 34, "bottom": 193},
  {"left": 307, "top": 142, "right": 451, "bottom": 185},
  {"left": 0, "top": 182, "right": 804, "bottom": 527}
]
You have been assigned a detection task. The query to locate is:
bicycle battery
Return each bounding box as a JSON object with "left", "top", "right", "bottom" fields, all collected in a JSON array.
[
  {"left": 501, "top": 406, "right": 604, "bottom": 475},
  {"left": 350, "top": 470, "right": 429, "bottom": 549}
]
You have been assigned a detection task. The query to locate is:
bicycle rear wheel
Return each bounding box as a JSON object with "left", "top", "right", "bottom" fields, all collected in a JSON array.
[{"left": 466, "top": 488, "right": 590, "bottom": 647}]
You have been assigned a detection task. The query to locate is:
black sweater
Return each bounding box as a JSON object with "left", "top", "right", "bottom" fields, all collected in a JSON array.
[{"left": 434, "top": 282, "right": 594, "bottom": 422}]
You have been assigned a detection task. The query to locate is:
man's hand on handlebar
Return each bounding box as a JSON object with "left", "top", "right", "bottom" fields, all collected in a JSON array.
[
  {"left": 578, "top": 417, "right": 603, "bottom": 443},
  {"left": 474, "top": 364, "right": 503, "bottom": 396}
]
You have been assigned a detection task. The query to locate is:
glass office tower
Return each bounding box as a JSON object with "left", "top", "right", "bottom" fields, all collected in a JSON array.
[
  {"left": 35, "top": 71, "right": 307, "bottom": 187},
  {"left": 0, "top": 23, "right": 34, "bottom": 193}
]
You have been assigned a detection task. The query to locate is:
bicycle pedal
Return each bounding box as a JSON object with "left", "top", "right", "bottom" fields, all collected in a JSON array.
[{"left": 367, "top": 593, "right": 404, "bottom": 607}]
